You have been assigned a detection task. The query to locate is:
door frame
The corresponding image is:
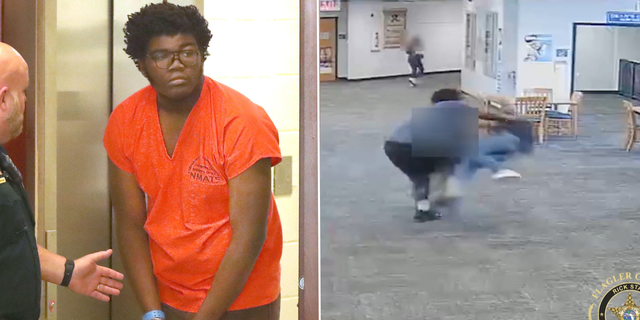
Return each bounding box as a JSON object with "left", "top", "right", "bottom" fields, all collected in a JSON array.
[
  {"left": 300, "top": 0, "right": 318, "bottom": 319},
  {"left": 570, "top": 22, "right": 640, "bottom": 95}
]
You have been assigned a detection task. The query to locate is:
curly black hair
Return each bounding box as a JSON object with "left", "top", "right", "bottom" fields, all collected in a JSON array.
[
  {"left": 123, "top": 0, "right": 213, "bottom": 64},
  {"left": 431, "top": 89, "right": 463, "bottom": 104}
]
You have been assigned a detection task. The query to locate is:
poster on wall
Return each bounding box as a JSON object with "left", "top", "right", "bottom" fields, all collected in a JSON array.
[
  {"left": 320, "top": 46, "right": 334, "bottom": 74},
  {"left": 496, "top": 27, "right": 503, "bottom": 93},
  {"left": 320, "top": 0, "right": 341, "bottom": 12},
  {"left": 555, "top": 48, "right": 570, "bottom": 62},
  {"left": 483, "top": 11, "right": 498, "bottom": 78},
  {"left": 383, "top": 9, "right": 407, "bottom": 49},
  {"left": 464, "top": 12, "right": 477, "bottom": 70},
  {"left": 371, "top": 31, "right": 381, "bottom": 52},
  {"left": 523, "top": 34, "right": 553, "bottom": 62}
]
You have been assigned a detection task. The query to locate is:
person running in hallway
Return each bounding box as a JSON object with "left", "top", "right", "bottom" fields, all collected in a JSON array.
[
  {"left": 104, "top": 2, "right": 282, "bottom": 320},
  {"left": 404, "top": 35, "right": 425, "bottom": 87},
  {"left": 383, "top": 89, "right": 516, "bottom": 222},
  {"left": 0, "top": 42, "right": 124, "bottom": 320}
]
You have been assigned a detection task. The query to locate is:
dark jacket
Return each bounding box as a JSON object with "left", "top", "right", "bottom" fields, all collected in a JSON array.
[{"left": 0, "top": 146, "right": 41, "bottom": 320}]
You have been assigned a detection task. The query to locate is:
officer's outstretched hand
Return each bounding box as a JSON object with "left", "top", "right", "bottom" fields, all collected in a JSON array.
[{"left": 68, "top": 249, "right": 125, "bottom": 302}]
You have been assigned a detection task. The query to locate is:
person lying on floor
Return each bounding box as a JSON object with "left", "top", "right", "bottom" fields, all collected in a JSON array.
[
  {"left": 457, "top": 103, "right": 534, "bottom": 180},
  {"left": 383, "top": 88, "right": 517, "bottom": 222}
]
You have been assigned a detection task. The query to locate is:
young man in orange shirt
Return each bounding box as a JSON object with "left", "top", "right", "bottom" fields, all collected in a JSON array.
[{"left": 104, "top": 2, "right": 283, "bottom": 320}]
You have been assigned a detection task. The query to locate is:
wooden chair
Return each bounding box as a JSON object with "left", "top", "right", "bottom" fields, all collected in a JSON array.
[
  {"left": 465, "top": 92, "right": 489, "bottom": 109},
  {"left": 572, "top": 91, "right": 583, "bottom": 135},
  {"left": 523, "top": 88, "right": 554, "bottom": 103},
  {"left": 545, "top": 91, "right": 582, "bottom": 138},
  {"left": 483, "top": 94, "right": 515, "bottom": 111},
  {"left": 623, "top": 100, "right": 640, "bottom": 151},
  {"left": 515, "top": 96, "right": 548, "bottom": 144}
]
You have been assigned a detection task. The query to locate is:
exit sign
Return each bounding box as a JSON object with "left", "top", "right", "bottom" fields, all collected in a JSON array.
[{"left": 320, "top": 0, "right": 341, "bottom": 11}]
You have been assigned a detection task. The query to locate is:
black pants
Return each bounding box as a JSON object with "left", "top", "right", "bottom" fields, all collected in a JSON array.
[
  {"left": 384, "top": 141, "right": 455, "bottom": 201},
  {"left": 408, "top": 54, "right": 424, "bottom": 78}
]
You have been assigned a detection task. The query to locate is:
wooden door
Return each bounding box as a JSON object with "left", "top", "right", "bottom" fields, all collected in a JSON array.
[
  {"left": 1, "top": 0, "right": 27, "bottom": 180},
  {"left": 320, "top": 18, "right": 337, "bottom": 82}
]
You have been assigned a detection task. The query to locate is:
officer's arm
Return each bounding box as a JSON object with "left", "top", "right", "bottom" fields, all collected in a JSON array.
[
  {"left": 108, "top": 160, "right": 162, "bottom": 312},
  {"left": 38, "top": 245, "right": 67, "bottom": 285},
  {"left": 37, "top": 245, "right": 124, "bottom": 301}
]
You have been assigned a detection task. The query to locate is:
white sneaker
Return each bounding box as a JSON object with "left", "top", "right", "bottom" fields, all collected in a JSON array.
[
  {"left": 409, "top": 78, "right": 416, "bottom": 87},
  {"left": 416, "top": 199, "right": 431, "bottom": 212},
  {"left": 491, "top": 169, "right": 522, "bottom": 180}
]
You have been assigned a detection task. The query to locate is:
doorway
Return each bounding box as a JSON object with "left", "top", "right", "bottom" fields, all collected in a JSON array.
[
  {"left": 571, "top": 22, "right": 640, "bottom": 95},
  {"left": 320, "top": 17, "right": 337, "bottom": 82}
]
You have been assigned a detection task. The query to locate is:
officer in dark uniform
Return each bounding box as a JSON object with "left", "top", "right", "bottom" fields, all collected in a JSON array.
[
  {"left": 0, "top": 42, "right": 124, "bottom": 320},
  {"left": 0, "top": 146, "right": 41, "bottom": 320}
]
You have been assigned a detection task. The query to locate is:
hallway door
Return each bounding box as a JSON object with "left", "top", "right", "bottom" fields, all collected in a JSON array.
[
  {"left": 554, "top": 61, "right": 570, "bottom": 104},
  {"left": 55, "top": 0, "right": 112, "bottom": 319},
  {"left": 3, "top": 1, "right": 112, "bottom": 319},
  {"left": 320, "top": 18, "right": 337, "bottom": 82},
  {"left": 574, "top": 25, "right": 616, "bottom": 91}
]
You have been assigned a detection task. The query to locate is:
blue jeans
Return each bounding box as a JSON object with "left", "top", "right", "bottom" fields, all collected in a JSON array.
[{"left": 458, "top": 132, "right": 520, "bottom": 179}]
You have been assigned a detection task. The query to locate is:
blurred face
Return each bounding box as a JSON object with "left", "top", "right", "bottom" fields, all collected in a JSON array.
[
  {"left": 0, "top": 65, "right": 28, "bottom": 144},
  {"left": 139, "top": 33, "right": 205, "bottom": 102}
]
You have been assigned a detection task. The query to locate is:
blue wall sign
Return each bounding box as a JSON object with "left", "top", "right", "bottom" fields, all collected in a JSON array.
[{"left": 606, "top": 11, "right": 640, "bottom": 24}]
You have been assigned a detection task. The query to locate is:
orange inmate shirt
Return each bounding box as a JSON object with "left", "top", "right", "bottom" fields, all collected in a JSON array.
[{"left": 103, "top": 76, "right": 283, "bottom": 313}]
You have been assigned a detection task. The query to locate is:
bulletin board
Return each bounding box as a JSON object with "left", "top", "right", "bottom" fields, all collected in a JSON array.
[
  {"left": 383, "top": 8, "right": 406, "bottom": 49},
  {"left": 465, "top": 12, "right": 477, "bottom": 70},
  {"left": 483, "top": 11, "right": 499, "bottom": 79}
]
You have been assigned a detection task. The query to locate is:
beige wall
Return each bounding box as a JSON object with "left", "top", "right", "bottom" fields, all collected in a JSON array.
[{"left": 201, "top": 2, "right": 301, "bottom": 320}]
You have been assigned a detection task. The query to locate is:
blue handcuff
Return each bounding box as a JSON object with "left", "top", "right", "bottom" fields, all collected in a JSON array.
[{"left": 142, "top": 310, "right": 165, "bottom": 320}]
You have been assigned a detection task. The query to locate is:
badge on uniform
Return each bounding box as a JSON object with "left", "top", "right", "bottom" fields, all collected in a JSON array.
[{"left": 0, "top": 153, "right": 22, "bottom": 185}]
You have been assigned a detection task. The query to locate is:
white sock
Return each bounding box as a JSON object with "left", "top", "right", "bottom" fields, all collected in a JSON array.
[{"left": 416, "top": 199, "right": 430, "bottom": 212}]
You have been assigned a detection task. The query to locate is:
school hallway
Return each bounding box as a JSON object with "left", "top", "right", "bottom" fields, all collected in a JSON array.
[{"left": 320, "top": 73, "right": 640, "bottom": 319}]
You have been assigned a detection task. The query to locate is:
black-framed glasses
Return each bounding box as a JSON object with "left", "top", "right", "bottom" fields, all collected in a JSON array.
[{"left": 146, "top": 50, "right": 200, "bottom": 69}]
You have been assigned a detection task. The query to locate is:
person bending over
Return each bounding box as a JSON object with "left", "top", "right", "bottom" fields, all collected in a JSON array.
[{"left": 383, "top": 89, "right": 516, "bottom": 222}]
